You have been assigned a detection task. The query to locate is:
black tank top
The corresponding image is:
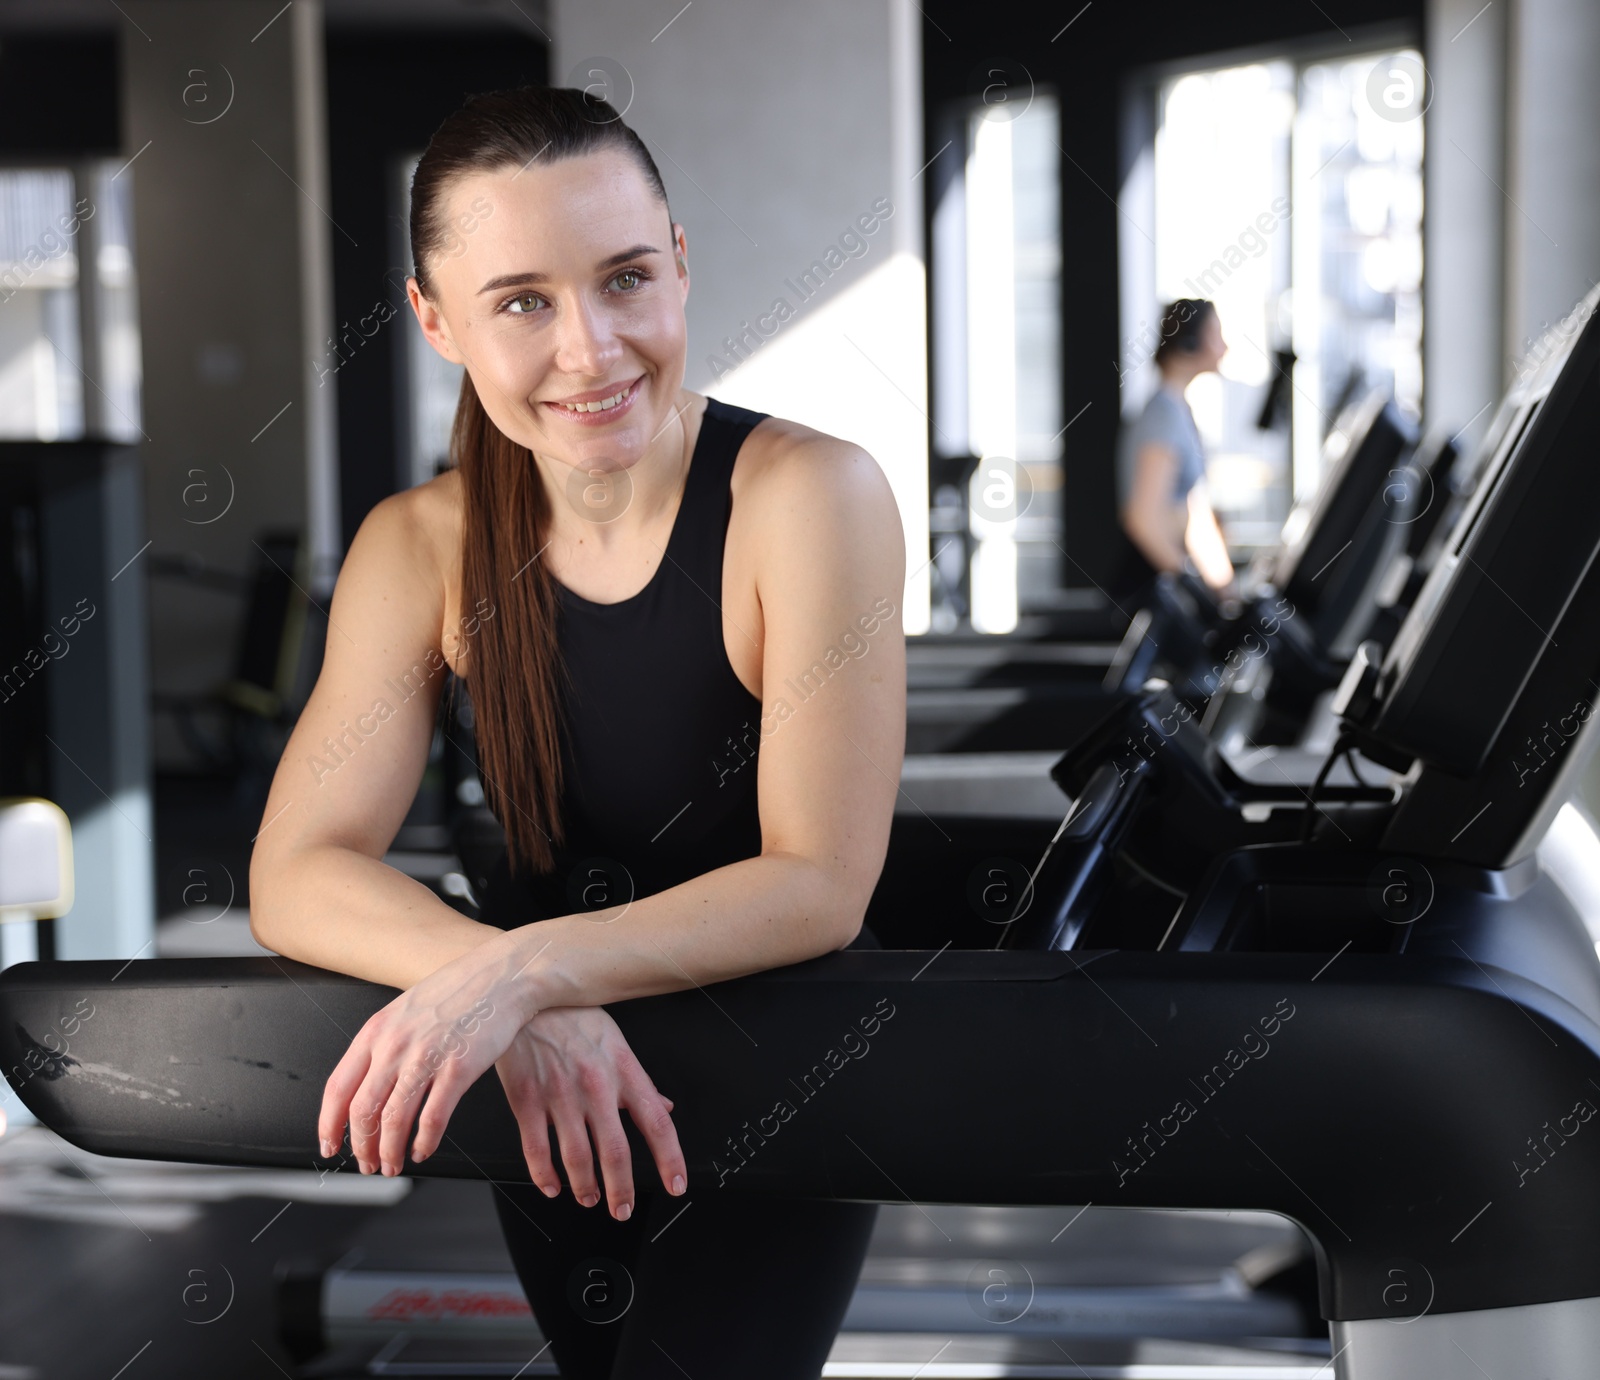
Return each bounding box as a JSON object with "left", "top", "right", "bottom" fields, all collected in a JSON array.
[{"left": 480, "top": 396, "right": 770, "bottom": 928}]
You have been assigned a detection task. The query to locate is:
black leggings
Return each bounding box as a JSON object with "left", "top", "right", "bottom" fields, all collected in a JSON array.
[
  {"left": 493, "top": 1181, "right": 878, "bottom": 1379},
  {"left": 492, "top": 926, "right": 883, "bottom": 1379}
]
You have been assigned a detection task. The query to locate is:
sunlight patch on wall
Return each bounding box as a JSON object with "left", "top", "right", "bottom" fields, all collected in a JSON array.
[{"left": 700, "top": 252, "right": 931, "bottom": 636}]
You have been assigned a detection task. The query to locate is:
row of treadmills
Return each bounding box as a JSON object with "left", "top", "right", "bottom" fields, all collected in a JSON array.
[{"left": 7, "top": 280, "right": 1600, "bottom": 1378}]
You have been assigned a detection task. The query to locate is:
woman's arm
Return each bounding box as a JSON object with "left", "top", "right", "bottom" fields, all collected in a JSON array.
[
  {"left": 248, "top": 484, "right": 508, "bottom": 989},
  {"left": 1121, "top": 441, "right": 1189, "bottom": 573},
  {"left": 1185, "top": 483, "right": 1236, "bottom": 590}
]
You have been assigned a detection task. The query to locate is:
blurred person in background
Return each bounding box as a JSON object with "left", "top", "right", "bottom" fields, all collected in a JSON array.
[{"left": 1113, "top": 298, "right": 1236, "bottom": 606}]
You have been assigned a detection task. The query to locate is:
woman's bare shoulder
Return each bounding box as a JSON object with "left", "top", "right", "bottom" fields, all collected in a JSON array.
[
  {"left": 736, "top": 413, "right": 904, "bottom": 579},
  {"left": 397, "top": 466, "right": 463, "bottom": 553},
  {"left": 360, "top": 468, "right": 462, "bottom": 583},
  {"left": 740, "top": 414, "right": 887, "bottom": 500},
  {"left": 336, "top": 470, "right": 461, "bottom": 647},
  {"left": 736, "top": 417, "right": 900, "bottom": 563}
]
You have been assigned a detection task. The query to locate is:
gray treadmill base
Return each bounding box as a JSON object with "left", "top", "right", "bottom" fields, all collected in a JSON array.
[
  {"left": 306, "top": 1333, "right": 1335, "bottom": 1378},
  {"left": 1332, "top": 1294, "right": 1600, "bottom": 1378}
]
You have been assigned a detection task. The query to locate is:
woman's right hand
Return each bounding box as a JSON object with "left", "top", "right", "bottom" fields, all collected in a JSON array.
[{"left": 493, "top": 1005, "right": 687, "bottom": 1221}]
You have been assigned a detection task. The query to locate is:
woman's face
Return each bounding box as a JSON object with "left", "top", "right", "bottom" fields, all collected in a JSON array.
[
  {"left": 407, "top": 148, "right": 689, "bottom": 478},
  {"left": 1198, "top": 309, "right": 1227, "bottom": 371}
]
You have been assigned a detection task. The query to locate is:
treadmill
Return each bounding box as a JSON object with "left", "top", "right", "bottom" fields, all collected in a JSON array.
[
  {"left": 1202, "top": 405, "right": 1479, "bottom": 759},
  {"left": 903, "top": 388, "right": 1429, "bottom": 822},
  {"left": 8, "top": 281, "right": 1600, "bottom": 1379},
  {"left": 938, "top": 385, "right": 1420, "bottom": 760},
  {"left": 1105, "top": 385, "right": 1419, "bottom": 716},
  {"left": 1344, "top": 424, "right": 1464, "bottom": 659},
  {"left": 1207, "top": 280, "right": 1584, "bottom": 781}
]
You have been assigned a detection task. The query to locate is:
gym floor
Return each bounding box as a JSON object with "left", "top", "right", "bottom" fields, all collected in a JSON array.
[
  {"left": 0, "top": 1127, "right": 1340, "bottom": 1380},
  {"left": 0, "top": 1128, "right": 401, "bottom": 1380}
]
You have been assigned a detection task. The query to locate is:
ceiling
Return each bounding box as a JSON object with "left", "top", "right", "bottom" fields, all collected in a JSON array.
[{"left": 0, "top": 0, "right": 549, "bottom": 34}]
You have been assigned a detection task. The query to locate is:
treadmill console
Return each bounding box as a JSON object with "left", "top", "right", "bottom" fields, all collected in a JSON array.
[
  {"left": 1338, "top": 283, "right": 1600, "bottom": 866},
  {"left": 1351, "top": 282, "right": 1600, "bottom": 779},
  {"left": 1269, "top": 385, "right": 1416, "bottom": 657}
]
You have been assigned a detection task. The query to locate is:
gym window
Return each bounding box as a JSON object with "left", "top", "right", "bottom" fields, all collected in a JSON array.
[
  {"left": 929, "top": 88, "right": 1064, "bottom": 633},
  {"left": 0, "top": 162, "right": 142, "bottom": 442},
  {"left": 1123, "top": 43, "right": 1424, "bottom": 556}
]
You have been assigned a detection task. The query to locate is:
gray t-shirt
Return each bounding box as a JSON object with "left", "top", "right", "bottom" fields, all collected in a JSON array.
[{"left": 1116, "top": 384, "right": 1207, "bottom": 512}]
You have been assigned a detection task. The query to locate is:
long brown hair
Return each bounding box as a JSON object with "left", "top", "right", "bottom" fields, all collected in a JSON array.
[{"left": 409, "top": 86, "right": 671, "bottom": 874}]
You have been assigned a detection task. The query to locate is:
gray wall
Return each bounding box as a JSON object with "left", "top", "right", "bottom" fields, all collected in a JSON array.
[
  {"left": 1422, "top": 0, "right": 1506, "bottom": 449},
  {"left": 1426, "top": 0, "right": 1600, "bottom": 428},
  {"left": 1503, "top": 0, "right": 1600, "bottom": 366},
  {"left": 121, "top": 0, "right": 338, "bottom": 768}
]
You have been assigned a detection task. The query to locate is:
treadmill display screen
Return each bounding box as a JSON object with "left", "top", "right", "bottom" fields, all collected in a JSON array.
[
  {"left": 1260, "top": 384, "right": 1414, "bottom": 653},
  {"left": 1357, "top": 284, "right": 1600, "bottom": 775},
  {"left": 1270, "top": 387, "right": 1413, "bottom": 629}
]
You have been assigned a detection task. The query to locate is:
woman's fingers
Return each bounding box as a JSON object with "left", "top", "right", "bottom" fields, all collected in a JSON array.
[
  {"left": 348, "top": 1062, "right": 400, "bottom": 1172},
  {"left": 483, "top": 1009, "right": 684, "bottom": 1213},
  {"left": 411, "top": 1063, "right": 472, "bottom": 1164},
  {"left": 386, "top": 1019, "right": 516, "bottom": 1171},
  {"left": 623, "top": 1075, "right": 688, "bottom": 1197},
  {"left": 377, "top": 1088, "right": 418, "bottom": 1176},
  {"left": 512, "top": 1101, "right": 561, "bottom": 1197},
  {"left": 378, "top": 1057, "right": 442, "bottom": 1174},
  {"left": 319, "top": 974, "right": 531, "bottom": 1176},
  {"left": 323, "top": 1012, "right": 400, "bottom": 1172},
  {"left": 494, "top": 1051, "right": 563, "bottom": 1196},
  {"left": 317, "top": 1039, "right": 372, "bottom": 1160},
  {"left": 587, "top": 1098, "right": 637, "bottom": 1220},
  {"left": 551, "top": 1094, "right": 603, "bottom": 1207}
]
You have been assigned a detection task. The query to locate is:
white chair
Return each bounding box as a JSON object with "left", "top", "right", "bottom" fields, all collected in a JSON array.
[{"left": 0, "top": 798, "right": 73, "bottom": 1135}]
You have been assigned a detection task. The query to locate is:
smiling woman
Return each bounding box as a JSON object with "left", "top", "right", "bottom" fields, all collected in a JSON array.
[{"left": 245, "top": 84, "right": 905, "bottom": 1380}]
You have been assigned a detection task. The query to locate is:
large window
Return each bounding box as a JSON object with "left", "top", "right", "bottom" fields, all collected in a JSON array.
[
  {"left": 1152, "top": 62, "right": 1295, "bottom": 551},
  {"left": 1131, "top": 45, "right": 1424, "bottom": 554},
  {"left": 930, "top": 89, "right": 1063, "bottom": 633},
  {"left": 1290, "top": 53, "right": 1424, "bottom": 497},
  {"left": 0, "top": 163, "right": 141, "bottom": 442}
]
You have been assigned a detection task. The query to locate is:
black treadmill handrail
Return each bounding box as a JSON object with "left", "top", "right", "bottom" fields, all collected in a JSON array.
[{"left": 8, "top": 945, "right": 1600, "bottom": 1326}]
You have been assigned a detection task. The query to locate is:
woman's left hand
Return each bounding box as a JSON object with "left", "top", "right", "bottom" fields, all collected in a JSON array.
[{"left": 318, "top": 935, "right": 541, "bottom": 1175}]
